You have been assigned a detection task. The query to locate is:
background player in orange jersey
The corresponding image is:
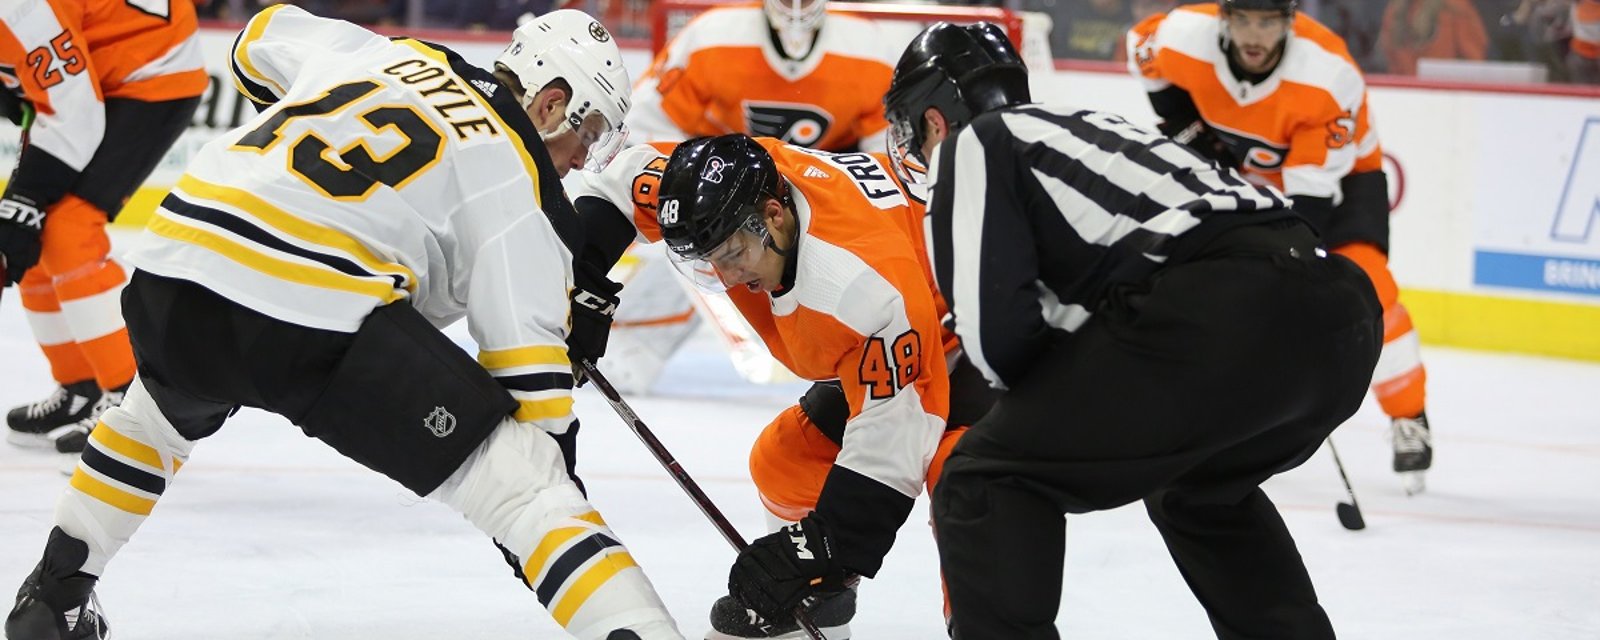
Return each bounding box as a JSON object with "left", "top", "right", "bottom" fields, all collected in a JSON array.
[
  {"left": 1129, "top": 0, "right": 1435, "bottom": 493},
  {"left": 628, "top": 0, "right": 897, "bottom": 154},
  {"left": 572, "top": 135, "right": 998, "bottom": 638},
  {"left": 0, "top": 0, "right": 205, "bottom": 455}
]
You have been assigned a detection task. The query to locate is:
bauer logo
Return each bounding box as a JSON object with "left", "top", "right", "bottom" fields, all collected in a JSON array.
[
  {"left": 424, "top": 406, "right": 456, "bottom": 438},
  {"left": 1473, "top": 117, "right": 1600, "bottom": 297}
]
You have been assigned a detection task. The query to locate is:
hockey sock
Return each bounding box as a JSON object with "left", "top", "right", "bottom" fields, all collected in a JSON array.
[
  {"left": 428, "top": 419, "right": 681, "bottom": 640},
  {"left": 56, "top": 378, "right": 194, "bottom": 575}
]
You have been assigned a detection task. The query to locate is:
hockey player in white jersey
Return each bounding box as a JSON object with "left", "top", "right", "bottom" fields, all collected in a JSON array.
[{"left": 4, "top": 6, "right": 682, "bottom": 640}]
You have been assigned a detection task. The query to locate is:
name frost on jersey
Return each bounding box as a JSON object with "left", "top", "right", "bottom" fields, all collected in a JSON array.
[
  {"left": 379, "top": 57, "right": 499, "bottom": 141},
  {"left": 794, "top": 147, "right": 906, "bottom": 210},
  {"left": 744, "top": 101, "right": 834, "bottom": 147}
]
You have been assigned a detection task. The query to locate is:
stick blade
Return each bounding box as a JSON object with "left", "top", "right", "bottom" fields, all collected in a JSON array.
[{"left": 1336, "top": 502, "right": 1366, "bottom": 530}]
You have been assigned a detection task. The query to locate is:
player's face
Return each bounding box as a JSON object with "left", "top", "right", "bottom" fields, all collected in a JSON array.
[
  {"left": 540, "top": 110, "right": 621, "bottom": 177},
  {"left": 1225, "top": 9, "right": 1290, "bottom": 74},
  {"left": 706, "top": 217, "right": 788, "bottom": 293}
]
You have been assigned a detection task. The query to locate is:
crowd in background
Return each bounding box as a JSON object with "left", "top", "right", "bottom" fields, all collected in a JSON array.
[{"left": 193, "top": 0, "right": 1600, "bottom": 84}]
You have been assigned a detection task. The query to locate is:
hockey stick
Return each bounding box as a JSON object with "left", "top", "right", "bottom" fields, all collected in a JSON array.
[
  {"left": 578, "top": 359, "right": 828, "bottom": 640},
  {"left": 1327, "top": 438, "right": 1366, "bottom": 531}
]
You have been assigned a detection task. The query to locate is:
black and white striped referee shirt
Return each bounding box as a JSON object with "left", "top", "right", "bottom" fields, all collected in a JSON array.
[{"left": 927, "top": 104, "right": 1294, "bottom": 390}]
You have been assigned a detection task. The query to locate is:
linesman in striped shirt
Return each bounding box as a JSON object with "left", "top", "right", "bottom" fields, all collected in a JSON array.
[
  {"left": 6, "top": 7, "right": 683, "bottom": 640},
  {"left": 883, "top": 22, "right": 1383, "bottom": 638}
]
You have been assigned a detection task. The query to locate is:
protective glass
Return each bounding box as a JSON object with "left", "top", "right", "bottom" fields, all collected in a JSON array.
[{"left": 666, "top": 225, "right": 769, "bottom": 293}]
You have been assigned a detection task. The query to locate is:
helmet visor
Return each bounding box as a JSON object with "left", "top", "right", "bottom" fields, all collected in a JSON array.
[
  {"left": 666, "top": 225, "right": 769, "bottom": 293},
  {"left": 568, "top": 110, "right": 629, "bottom": 173},
  {"left": 886, "top": 120, "right": 930, "bottom": 187}
]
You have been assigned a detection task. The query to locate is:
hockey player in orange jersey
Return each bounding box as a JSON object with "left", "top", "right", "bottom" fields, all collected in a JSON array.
[
  {"left": 0, "top": 0, "right": 206, "bottom": 454},
  {"left": 629, "top": 0, "right": 898, "bottom": 153},
  {"left": 572, "top": 135, "right": 996, "bottom": 638},
  {"left": 1128, "top": 0, "right": 1434, "bottom": 493}
]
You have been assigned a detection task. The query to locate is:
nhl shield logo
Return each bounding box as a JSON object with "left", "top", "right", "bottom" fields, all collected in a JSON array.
[{"left": 424, "top": 406, "right": 456, "bottom": 438}]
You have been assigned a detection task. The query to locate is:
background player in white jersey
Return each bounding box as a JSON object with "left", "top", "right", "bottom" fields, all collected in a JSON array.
[
  {"left": 5, "top": 7, "right": 682, "bottom": 640},
  {"left": 602, "top": 0, "right": 907, "bottom": 394},
  {"left": 1129, "top": 0, "right": 1435, "bottom": 493}
]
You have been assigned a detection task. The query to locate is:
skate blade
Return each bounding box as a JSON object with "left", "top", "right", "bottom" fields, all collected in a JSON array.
[
  {"left": 6, "top": 430, "right": 57, "bottom": 449},
  {"left": 705, "top": 624, "right": 849, "bottom": 640},
  {"left": 1401, "top": 471, "right": 1426, "bottom": 496}
]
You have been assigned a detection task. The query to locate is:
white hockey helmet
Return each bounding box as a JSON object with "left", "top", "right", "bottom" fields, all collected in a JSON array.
[
  {"left": 495, "top": 9, "right": 632, "bottom": 169},
  {"left": 764, "top": 0, "right": 828, "bottom": 58}
]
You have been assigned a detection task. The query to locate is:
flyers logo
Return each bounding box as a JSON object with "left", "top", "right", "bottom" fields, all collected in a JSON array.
[
  {"left": 744, "top": 101, "right": 834, "bottom": 147},
  {"left": 1211, "top": 127, "right": 1289, "bottom": 172}
]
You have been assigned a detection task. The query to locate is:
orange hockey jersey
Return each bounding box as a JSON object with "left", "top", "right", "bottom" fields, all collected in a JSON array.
[
  {"left": 627, "top": 4, "right": 897, "bottom": 153},
  {"left": 1128, "top": 4, "right": 1381, "bottom": 201},
  {"left": 0, "top": 0, "right": 205, "bottom": 198},
  {"left": 572, "top": 138, "right": 950, "bottom": 528}
]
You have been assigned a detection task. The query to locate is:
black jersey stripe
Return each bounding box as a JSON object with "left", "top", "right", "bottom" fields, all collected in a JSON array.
[{"left": 160, "top": 193, "right": 405, "bottom": 288}]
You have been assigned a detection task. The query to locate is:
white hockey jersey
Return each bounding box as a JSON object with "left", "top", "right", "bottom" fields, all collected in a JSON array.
[{"left": 124, "top": 6, "right": 581, "bottom": 429}]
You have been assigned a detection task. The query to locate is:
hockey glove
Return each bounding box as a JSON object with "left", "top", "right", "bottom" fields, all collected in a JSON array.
[
  {"left": 0, "top": 193, "right": 45, "bottom": 286},
  {"left": 566, "top": 261, "right": 622, "bottom": 384},
  {"left": 0, "top": 87, "right": 32, "bottom": 128},
  {"left": 729, "top": 513, "right": 850, "bottom": 622},
  {"left": 1163, "top": 119, "right": 1238, "bottom": 169}
]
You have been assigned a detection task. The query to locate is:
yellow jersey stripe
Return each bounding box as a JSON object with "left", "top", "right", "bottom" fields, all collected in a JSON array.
[
  {"left": 574, "top": 511, "right": 606, "bottom": 527},
  {"left": 70, "top": 469, "right": 157, "bottom": 515},
  {"left": 523, "top": 527, "right": 590, "bottom": 583},
  {"left": 148, "top": 213, "right": 405, "bottom": 303},
  {"left": 395, "top": 38, "right": 543, "bottom": 209},
  {"left": 551, "top": 552, "right": 639, "bottom": 626},
  {"left": 235, "top": 4, "right": 290, "bottom": 96},
  {"left": 176, "top": 175, "right": 417, "bottom": 293},
  {"left": 514, "top": 397, "right": 575, "bottom": 423},
  {"left": 478, "top": 345, "right": 571, "bottom": 370},
  {"left": 89, "top": 422, "right": 167, "bottom": 471}
]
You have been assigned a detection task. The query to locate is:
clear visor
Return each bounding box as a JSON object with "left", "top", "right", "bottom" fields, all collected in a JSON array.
[
  {"left": 886, "top": 120, "right": 929, "bottom": 187},
  {"left": 566, "top": 110, "right": 628, "bottom": 173},
  {"left": 666, "top": 225, "right": 769, "bottom": 293}
]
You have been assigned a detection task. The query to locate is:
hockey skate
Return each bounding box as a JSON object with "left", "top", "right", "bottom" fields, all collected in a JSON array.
[
  {"left": 50, "top": 385, "right": 127, "bottom": 456},
  {"left": 6, "top": 382, "right": 100, "bottom": 451},
  {"left": 5, "top": 527, "right": 109, "bottom": 640},
  {"left": 1392, "top": 412, "right": 1432, "bottom": 496},
  {"left": 705, "top": 587, "right": 854, "bottom": 640}
]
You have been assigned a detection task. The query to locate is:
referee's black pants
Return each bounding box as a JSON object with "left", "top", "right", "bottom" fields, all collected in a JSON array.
[{"left": 934, "top": 222, "right": 1383, "bottom": 640}]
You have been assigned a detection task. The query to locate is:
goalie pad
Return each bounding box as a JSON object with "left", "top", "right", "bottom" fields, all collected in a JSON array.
[{"left": 297, "top": 301, "right": 518, "bottom": 495}]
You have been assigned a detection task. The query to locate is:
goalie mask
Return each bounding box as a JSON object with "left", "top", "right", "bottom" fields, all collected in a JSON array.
[
  {"left": 765, "top": 0, "right": 828, "bottom": 59},
  {"left": 495, "top": 9, "right": 632, "bottom": 171}
]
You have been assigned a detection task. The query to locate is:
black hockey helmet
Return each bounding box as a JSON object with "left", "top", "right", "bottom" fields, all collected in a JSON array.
[
  {"left": 657, "top": 134, "right": 786, "bottom": 261},
  {"left": 1219, "top": 0, "right": 1297, "bottom": 15},
  {"left": 882, "top": 21, "right": 1030, "bottom": 165}
]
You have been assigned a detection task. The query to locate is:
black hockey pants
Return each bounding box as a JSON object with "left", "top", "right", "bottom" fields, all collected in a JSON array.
[{"left": 934, "top": 220, "right": 1383, "bottom": 640}]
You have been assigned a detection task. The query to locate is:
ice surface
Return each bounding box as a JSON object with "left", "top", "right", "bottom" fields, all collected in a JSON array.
[{"left": 3, "top": 232, "right": 1597, "bottom": 639}]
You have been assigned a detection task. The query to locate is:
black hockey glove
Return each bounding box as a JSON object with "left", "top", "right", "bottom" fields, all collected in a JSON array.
[
  {"left": 729, "top": 513, "right": 850, "bottom": 622},
  {"left": 0, "top": 87, "right": 32, "bottom": 127},
  {"left": 1162, "top": 119, "right": 1238, "bottom": 169},
  {"left": 0, "top": 193, "right": 45, "bottom": 286},
  {"left": 566, "top": 261, "right": 621, "bottom": 384}
]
